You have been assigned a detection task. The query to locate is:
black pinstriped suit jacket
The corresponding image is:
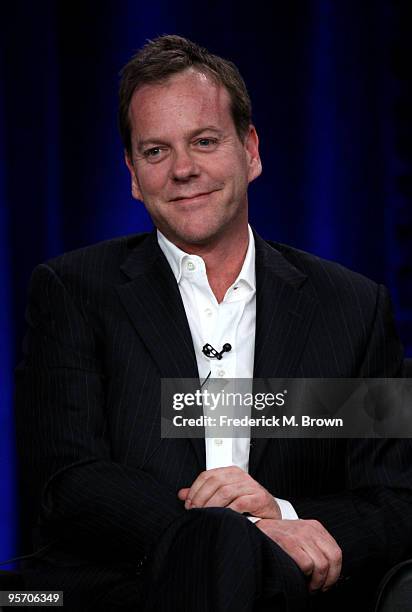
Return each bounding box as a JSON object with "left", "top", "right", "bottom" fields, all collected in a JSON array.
[{"left": 15, "top": 229, "right": 412, "bottom": 590}]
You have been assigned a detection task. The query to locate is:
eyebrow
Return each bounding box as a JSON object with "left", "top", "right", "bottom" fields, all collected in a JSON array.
[{"left": 135, "top": 126, "right": 224, "bottom": 152}]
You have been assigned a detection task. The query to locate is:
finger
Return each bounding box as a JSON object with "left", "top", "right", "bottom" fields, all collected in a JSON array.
[
  {"left": 313, "top": 538, "right": 342, "bottom": 591},
  {"left": 229, "top": 494, "right": 281, "bottom": 519},
  {"left": 204, "top": 486, "right": 255, "bottom": 510},
  {"left": 256, "top": 522, "right": 315, "bottom": 577},
  {"left": 186, "top": 467, "right": 244, "bottom": 508},
  {"left": 177, "top": 488, "right": 190, "bottom": 501},
  {"left": 186, "top": 475, "right": 225, "bottom": 508},
  {"left": 190, "top": 477, "right": 249, "bottom": 509},
  {"left": 321, "top": 551, "right": 342, "bottom": 591},
  {"left": 227, "top": 493, "right": 265, "bottom": 514},
  {"left": 302, "top": 537, "right": 340, "bottom": 591},
  {"left": 256, "top": 519, "right": 341, "bottom": 591},
  {"left": 184, "top": 470, "right": 215, "bottom": 507},
  {"left": 185, "top": 467, "right": 233, "bottom": 503},
  {"left": 278, "top": 541, "right": 315, "bottom": 578},
  {"left": 304, "top": 522, "right": 342, "bottom": 590},
  {"left": 270, "top": 527, "right": 328, "bottom": 590},
  {"left": 301, "top": 543, "right": 330, "bottom": 592}
]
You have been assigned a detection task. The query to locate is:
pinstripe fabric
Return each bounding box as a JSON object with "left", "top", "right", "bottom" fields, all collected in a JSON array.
[
  {"left": 14, "top": 229, "right": 412, "bottom": 610},
  {"left": 141, "top": 507, "right": 307, "bottom": 612}
]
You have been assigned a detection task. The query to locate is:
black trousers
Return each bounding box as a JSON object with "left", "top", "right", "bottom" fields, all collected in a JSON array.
[
  {"left": 141, "top": 507, "right": 308, "bottom": 612},
  {"left": 23, "top": 508, "right": 372, "bottom": 611}
]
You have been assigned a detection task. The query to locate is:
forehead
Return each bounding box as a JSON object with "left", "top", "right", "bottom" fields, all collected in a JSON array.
[{"left": 128, "top": 68, "right": 233, "bottom": 137}]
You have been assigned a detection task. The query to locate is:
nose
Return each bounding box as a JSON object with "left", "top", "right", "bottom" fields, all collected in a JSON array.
[{"left": 170, "top": 146, "right": 200, "bottom": 181}]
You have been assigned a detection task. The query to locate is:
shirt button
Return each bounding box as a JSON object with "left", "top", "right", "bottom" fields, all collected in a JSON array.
[
  {"left": 214, "top": 439, "right": 223, "bottom": 446},
  {"left": 204, "top": 308, "right": 213, "bottom": 317},
  {"left": 217, "top": 369, "right": 225, "bottom": 377},
  {"left": 186, "top": 261, "right": 196, "bottom": 271}
]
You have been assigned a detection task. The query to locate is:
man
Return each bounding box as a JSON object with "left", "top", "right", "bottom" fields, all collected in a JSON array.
[{"left": 15, "top": 35, "right": 412, "bottom": 611}]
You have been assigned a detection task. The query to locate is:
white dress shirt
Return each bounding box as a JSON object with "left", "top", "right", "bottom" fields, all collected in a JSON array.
[{"left": 157, "top": 226, "right": 298, "bottom": 520}]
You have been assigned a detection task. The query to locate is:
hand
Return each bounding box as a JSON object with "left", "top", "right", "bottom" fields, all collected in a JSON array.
[
  {"left": 256, "top": 519, "right": 342, "bottom": 592},
  {"left": 177, "top": 466, "right": 281, "bottom": 519}
]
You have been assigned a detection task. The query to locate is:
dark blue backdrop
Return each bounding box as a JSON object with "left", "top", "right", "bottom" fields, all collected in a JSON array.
[{"left": 1, "top": 1, "right": 411, "bottom": 566}]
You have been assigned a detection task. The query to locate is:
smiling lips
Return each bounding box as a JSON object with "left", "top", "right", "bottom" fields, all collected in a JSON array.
[{"left": 169, "top": 190, "right": 217, "bottom": 202}]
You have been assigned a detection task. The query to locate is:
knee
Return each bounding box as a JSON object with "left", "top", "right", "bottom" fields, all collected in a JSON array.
[
  {"left": 188, "top": 506, "right": 250, "bottom": 531},
  {"left": 151, "top": 507, "right": 251, "bottom": 568}
]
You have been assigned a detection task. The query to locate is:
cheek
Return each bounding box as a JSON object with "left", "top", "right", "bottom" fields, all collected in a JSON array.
[
  {"left": 138, "top": 165, "right": 169, "bottom": 197},
  {"left": 222, "top": 160, "right": 249, "bottom": 191},
  {"left": 216, "top": 151, "right": 248, "bottom": 181}
]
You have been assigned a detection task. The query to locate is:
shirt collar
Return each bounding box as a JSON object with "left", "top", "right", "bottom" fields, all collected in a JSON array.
[{"left": 157, "top": 225, "right": 256, "bottom": 291}]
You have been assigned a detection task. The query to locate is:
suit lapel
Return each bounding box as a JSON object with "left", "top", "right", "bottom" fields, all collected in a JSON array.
[
  {"left": 249, "top": 233, "right": 318, "bottom": 477},
  {"left": 115, "top": 230, "right": 318, "bottom": 475},
  {"left": 116, "top": 231, "right": 205, "bottom": 468}
]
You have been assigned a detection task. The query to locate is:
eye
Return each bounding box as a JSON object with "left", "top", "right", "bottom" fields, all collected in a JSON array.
[
  {"left": 141, "top": 146, "right": 169, "bottom": 163},
  {"left": 144, "top": 147, "right": 162, "bottom": 158},
  {"left": 196, "top": 138, "right": 218, "bottom": 148}
]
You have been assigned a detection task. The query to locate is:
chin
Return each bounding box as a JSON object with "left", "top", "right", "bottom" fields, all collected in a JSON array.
[
  {"left": 173, "top": 229, "right": 217, "bottom": 247},
  {"left": 164, "top": 217, "right": 225, "bottom": 246}
]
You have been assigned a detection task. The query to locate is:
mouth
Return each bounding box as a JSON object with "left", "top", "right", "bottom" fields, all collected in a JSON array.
[{"left": 169, "top": 190, "right": 218, "bottom": 203}]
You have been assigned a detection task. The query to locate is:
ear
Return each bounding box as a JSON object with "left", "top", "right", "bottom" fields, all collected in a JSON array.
[
  {"left": 124, "top": 151, "right": 144, "bottom": 201},
  {"left": 244, "top": 125, "right": 262, "bottom": 184}
]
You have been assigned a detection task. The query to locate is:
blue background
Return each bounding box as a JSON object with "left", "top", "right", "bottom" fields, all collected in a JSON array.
[{"left": 1, "top": 1, "right": 411, "bottom": 566}]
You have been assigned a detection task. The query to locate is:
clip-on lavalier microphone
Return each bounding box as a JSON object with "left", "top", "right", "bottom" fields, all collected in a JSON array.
[{"left": 202, "top": 343, "right": 232, "bottom": 360}]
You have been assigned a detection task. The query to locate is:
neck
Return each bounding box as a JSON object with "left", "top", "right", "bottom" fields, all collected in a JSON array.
[{"left": 183, "top": 225, "right": 250, "bottom": 304}]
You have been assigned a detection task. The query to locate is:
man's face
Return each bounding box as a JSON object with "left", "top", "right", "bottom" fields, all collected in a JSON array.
[{"left": 125, "top": 68, "right": 261, "bottom": 249}]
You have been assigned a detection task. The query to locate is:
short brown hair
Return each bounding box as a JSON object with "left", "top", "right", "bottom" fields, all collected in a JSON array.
[{"left": 119, "top": 35, "right": 252, "bottom": 156}]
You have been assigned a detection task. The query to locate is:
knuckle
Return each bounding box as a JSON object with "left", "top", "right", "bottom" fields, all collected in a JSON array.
[
  {"left": 255, "top": 491, "right": 265, "bottom": 505},
  {"left": 324, "top": 573, "right": 339, "bottom": 588},
  {"left": 219, "top": 484, "right": 234, "bottom": 503},
  {"left": 287, "top": 536, "right": 300, "bottom": 550},
  {"left": 332, "top": 547, "right": 342, "bottom": 563},
  {"left": 297, "top": 520, "right": 310, "bottom": 530},
  {"left": 300, "top": 558, "right": 314, "bottom": 575},
  {"left": 273, "top": 534, "right": 294, "bottom": 551},
  {"left": 198, "top": 471, "right": 209, "bottom": 483},
  {"left": 316, "top": 561, "right": 329, "bottom": 576}
]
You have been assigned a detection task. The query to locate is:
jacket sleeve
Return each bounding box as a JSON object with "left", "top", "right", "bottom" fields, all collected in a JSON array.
[
  {"left": 15, "top": 263, "right": 185, "bottom": 564},
  {"left": 290, "top": 284, "right": 412, "bottom": 578}
]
